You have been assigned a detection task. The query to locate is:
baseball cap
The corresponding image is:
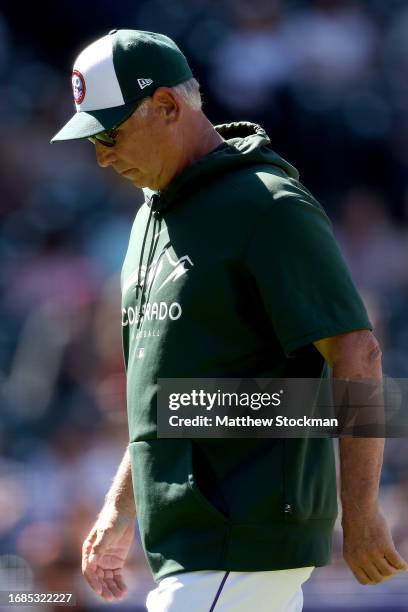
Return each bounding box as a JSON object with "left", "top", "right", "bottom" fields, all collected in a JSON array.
[{"left": 51, "top": 29, "right": 193, "bottom": 143}]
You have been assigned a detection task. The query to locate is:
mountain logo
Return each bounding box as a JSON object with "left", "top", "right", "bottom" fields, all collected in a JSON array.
[
  {"left": 155, "top": 252, "right": 194, "bottom": 292},
  {"left": 123, "top": 249, "right": 194, "bottom": 296}
]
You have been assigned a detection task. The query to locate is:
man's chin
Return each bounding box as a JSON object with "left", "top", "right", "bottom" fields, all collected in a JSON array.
[
  {"left": 120, "top": 169, "right": 145, "bottom": 188},
  {"left": 118, "top": 168, "right": 156, "bottom": 190},
  {"left": 130, "top": 176, "right": 150, "bottom": 189}
]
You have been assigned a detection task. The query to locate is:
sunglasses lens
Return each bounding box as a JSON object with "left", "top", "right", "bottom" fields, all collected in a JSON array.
[
  {"left": 88, "top": 132, "right": 115, "bottom": 147},
  {"left": 98, "top": 134, "right": 115, "bottom": 146},
  {"left": 88, "top": 103, "right": 143, "bottom": 147}
]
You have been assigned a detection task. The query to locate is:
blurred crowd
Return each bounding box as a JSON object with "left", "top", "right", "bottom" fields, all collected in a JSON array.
[{"left": 1, "top": 1, "right": 408, "bottom": 610}]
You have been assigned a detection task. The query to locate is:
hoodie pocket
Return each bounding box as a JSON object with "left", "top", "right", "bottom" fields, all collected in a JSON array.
[
  {"left": 187, "top": 473, "right": 229, "bottom": 522},
  {"left": 129, "top": 439, "right": 229, "bottom": 554},
  {"left": 188, "top": 439, "right": 285, "bottom": 524}
]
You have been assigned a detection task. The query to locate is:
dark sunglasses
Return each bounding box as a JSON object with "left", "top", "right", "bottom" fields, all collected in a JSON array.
[
  {"left": 88, "top": 128, "right": 118, "bottom": 147},
  {"left": 88, "top": 102, "right": 144, "bottom": 147}
]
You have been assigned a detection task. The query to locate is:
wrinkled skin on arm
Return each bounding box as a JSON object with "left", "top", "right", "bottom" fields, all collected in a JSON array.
[{"left": 314, "top": 330, "right": 408, "bottom": 585}]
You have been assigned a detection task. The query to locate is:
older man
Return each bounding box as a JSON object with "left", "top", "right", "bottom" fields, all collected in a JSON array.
[{"left": 52, "top": 29, "right": 407, "bottom": 612}]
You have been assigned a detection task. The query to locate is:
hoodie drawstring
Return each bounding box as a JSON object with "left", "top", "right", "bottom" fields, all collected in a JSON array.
[{"left": 136, "top": 195, "right": 162, "bottom": 330}]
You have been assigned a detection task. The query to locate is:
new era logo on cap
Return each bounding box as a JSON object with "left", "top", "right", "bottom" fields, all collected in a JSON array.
[{"left": 138, "top": 78, "right": 153, "bottom": 89}]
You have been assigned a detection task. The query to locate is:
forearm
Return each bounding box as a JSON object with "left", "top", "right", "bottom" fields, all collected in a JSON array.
[
  {"left": 339, "top": 437, "right": 383, "bottom": 519},
  {"left": 332, "top": 334, "right": 384, "bottom": 519},
  {"left": 104, "top": 446, "right": 136, "bottom": 518}
]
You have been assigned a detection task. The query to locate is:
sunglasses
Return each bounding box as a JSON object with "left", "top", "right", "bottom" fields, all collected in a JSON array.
[
  {"left": 88, "top": 128, "right": 118, "bottom": 147},
  {"left": 88, "top": 102, "right": 144, "bottom": 147}
]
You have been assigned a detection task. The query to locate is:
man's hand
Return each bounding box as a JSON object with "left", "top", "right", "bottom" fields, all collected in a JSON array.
[
  {"left": 342, "top": 507, "right": 408, "bottom": 585},
  {"left": 82, "top": 506, "right": 135, "bottom": 601}
]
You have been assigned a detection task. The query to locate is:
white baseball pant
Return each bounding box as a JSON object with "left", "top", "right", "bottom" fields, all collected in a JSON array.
[{"left": 146, "top": 566, "right": 314, "bottom": 611}]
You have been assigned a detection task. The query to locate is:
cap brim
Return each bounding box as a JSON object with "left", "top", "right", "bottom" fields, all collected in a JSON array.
[{"left": 50, "top": 100, "right": 140, "bottom": 143}]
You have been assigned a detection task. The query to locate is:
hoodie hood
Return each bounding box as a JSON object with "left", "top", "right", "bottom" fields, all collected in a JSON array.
[{"left": 146, "top": 122, "right": 299, "bottom": 213}]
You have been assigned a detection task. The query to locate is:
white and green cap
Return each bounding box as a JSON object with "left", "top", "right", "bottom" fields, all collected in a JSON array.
[{"left": 51, "top": 29, "right": 193, "bottom": 143}]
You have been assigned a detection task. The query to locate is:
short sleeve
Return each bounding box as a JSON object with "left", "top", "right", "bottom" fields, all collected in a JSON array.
[{"left": 244, "top": 180, "right": 372, "bottom": 355}]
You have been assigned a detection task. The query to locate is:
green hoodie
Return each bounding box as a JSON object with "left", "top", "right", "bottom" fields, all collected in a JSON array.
[{"left": 121, "top": 122, "right": 371, "bottom": 582}]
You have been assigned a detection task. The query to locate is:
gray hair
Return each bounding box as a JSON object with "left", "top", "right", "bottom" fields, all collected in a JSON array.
[{"left": 134, "top": 78, "right": 202, "bottom": 118}]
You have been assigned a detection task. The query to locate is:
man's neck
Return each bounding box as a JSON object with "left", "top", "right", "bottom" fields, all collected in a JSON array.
[
  {"left": 156, "top": 112, "right": 224, "bottom": 191},
  {"left": 186, "top": 114, "right": 224, "bottom": 166}
]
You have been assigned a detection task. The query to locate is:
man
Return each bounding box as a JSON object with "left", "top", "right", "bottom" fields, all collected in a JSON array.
[{"left": 51, "top": 29, "right": 407, "bottom": 611}]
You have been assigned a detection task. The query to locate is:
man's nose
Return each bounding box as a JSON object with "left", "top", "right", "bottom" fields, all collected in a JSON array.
[{"left": 95, "top": 141, "right": 117, "bottom": 168}]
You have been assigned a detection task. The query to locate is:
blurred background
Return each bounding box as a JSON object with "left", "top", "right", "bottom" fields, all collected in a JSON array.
[{"left": 0, "top": 0, "right": 408, "bottom": 609}]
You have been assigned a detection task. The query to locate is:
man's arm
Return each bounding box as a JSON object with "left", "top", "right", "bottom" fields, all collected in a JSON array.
[
  {"left": 104, "top": 446, "right": 136, "bottom": 518},
  {"left": 314, "top": 330, "right": 408, "bottom": 585},
  {"left": 82, "top": 446, "right": 136, "bottom": 601}
]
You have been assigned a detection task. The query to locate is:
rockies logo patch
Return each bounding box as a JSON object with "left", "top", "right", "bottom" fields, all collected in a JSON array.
[{"left": 72, "top": 70, "right": 86, "bottom": 104}]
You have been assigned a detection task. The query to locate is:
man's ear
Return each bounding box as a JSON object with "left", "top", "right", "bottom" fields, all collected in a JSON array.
[{"left": 151, "top": 87, "right": 180, "bottom": 123}]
